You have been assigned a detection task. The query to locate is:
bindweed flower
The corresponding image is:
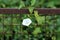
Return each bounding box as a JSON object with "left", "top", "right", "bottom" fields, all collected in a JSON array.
[{"left": 22, "top": 18, "right": 32, "bottom": 26}]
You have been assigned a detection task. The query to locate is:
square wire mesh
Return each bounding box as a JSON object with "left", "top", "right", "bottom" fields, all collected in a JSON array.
[
  {"left": 0, "top": 8, "right": 60, "bottom": 40},
  {"left": 0, "top": 13, "right": 58, "bottom": 40}
]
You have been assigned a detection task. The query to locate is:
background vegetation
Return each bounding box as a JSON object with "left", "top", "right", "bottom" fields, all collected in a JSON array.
[{"left": 0, "top": 0, "right": 60, "bottom": 40}]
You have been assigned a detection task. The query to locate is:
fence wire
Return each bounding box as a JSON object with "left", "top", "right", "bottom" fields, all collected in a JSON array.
[
  {"left": 0, "top": 14, "right": 59, "bottom": 40},
  {"left": 0, "top": 8, "right": 59, "bottom": 40}
]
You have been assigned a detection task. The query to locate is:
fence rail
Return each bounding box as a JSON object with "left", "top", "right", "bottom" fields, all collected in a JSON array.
[{"left": 0, "top": 8, "right": 60, "bottom": 14}]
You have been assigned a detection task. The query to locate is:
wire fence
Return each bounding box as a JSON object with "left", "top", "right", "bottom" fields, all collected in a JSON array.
[{"left": 0, "top": 8, "right": 60, "bottom": 40}]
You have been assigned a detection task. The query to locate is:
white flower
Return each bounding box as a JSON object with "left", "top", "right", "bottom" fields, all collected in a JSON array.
[{"left": 22, "top": 18, "right": 32, "bottom": 26}]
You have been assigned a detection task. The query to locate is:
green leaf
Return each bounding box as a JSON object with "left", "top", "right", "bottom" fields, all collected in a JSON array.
[
  {"left": 34, "top": 11, "right": 45, "bottom": 25},
  {"left": 52, "top": 0, "right": 60, "bottom": 4},
  {"left": 4, "top": 17, "right": 11, "bottom": 25},
  {"left": 45, "top": 1, "right": 56, "bottom": 8},
  {"left": 57, "top": 27, "right": 60, "bottom": 32},
  {"left": 57, "top": 16, "right": 60, "bottom": 25},
  {"left": 52, "top": 36, "right": 56, "bottom": 40},
  {"left": 19, "top": 1, "right": 25, "bottom": 9},
  {"left": 32, "top": 27, "right": 41, "bottom": 35},
  {"left": 31, "top": 0, "right": 36, "bottom": 6},
  {"left": 28, "top": 7, "right": 34, "bottom": 14}
]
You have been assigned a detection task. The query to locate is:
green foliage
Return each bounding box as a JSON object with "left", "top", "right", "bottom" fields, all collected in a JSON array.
[
  {"left": 2, "top": 0, "right": 20, "bottom": 5},
  {"left": 32, "top": 27, "right": 41, "bottom": 35},
  {"left": 0, "top": 0, "right": 60, "bottom": 40},
  {"left": 28, "top": 7, "right": 34, "bottom": 14},
  {"left": 34, "top": 11, "right": 45, "bottom": 25},
  {"left": 0, "top": 0, "right": 60, "bottom": 8},
  {"left": 19, "top": 1, "right": 25, "bottom": 9},
  {"left": 31, "top": 0, "right": 36, "bottom": 6}
]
